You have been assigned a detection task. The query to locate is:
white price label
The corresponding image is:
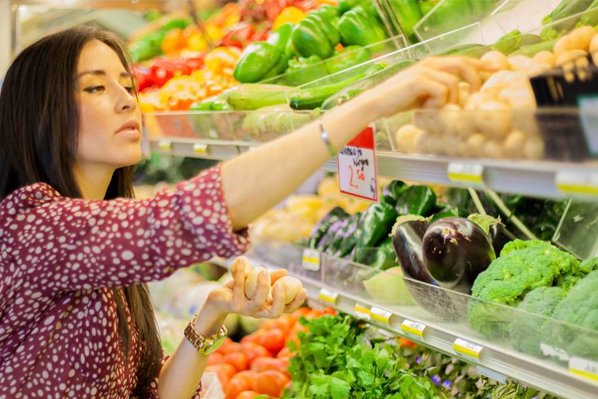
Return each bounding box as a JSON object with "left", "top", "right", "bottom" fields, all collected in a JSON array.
[
  {"left": 193, "top": 143, "right": 209, "bottom": 155},
  {"left": 401, "top": 320, "right": 426, "bottom": 339},
  {"left": 453, "top": 338, "right": 484, "bottom": 361},
  {"left": 302, "top": 249, "right": 321, "bottom": 271},
  {"left": 569, "top": 357, "right": 598, "bottom": 382},
  {"left": 476, "top": 366, "right": 507, "bottom": 384},
  {"left": 318, "top": 289, "right": 339, "bottom": 305},
  {"left": 353, "top": 303, "right": 371, "bottom": 320},
  {"left": 370, "top": 307, "right": 392, "bottom": 325},
  {"left": 337, "top": 127, "right": 378, "bottom": 202},
  {"left": 556, "top": 171, "right": 598, "bottom": 197},
  {"left": 447, "top": 163, "right": 485, "bottom": 188},
  {"left": 158, "top": 140, "right": 172, "bottom": 151}
]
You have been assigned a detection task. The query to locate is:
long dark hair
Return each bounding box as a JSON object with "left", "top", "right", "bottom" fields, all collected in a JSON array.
[{"left": 0, "top": 26, "right": 162, "bottom": 392}]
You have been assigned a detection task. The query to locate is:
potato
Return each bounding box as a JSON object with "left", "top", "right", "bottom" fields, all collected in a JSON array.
[
  {"left": 456, "top": 138, "right": 473, "bottom": 158},
  {"left": 274, "top": 276, "right": 302, "bottom": 304},
  {"left": 591, "top": 34, "right": 598, "bottom": 54},
  {"left": 442, "top": 104, "right": 475, "bottom": 138},
  {"left": 481, "top": 50, "right": 510, "bottom": 72},
  {"left": 458, "top": 82, "right": 471, "bottom": 108},
  {"left": 395, "top": 124, "right": 423, "bottom": 154},
  {"left": 475, "top": 100, "right": 512, "bottom": 140},
  {"left": 553, "top": 35, "right": 574, "bottom": 58},
  {"left": 465, "top": 92, "right": 497, "bottom": 110},
  {"left": 414, "top": 131, "right": 431, "bottom": 154},
  {"left": 555, "top": 49, "right": 588, "bottom": 67},
  {"left": 508, "top": 55, "right": 534, "bottom": 72},
  {"left": 467, "top": 134, "right": 487, "bottom": 157},
  {"left": 524, "top": 136, "right": 545, "bottom": 160},
  {"left": 533, "top": 51, "right": 556, "bottom": 67},
  {"left": 504, "top": 130, "right": 526, "bottom": 159},
  {"left": 413, "top": 110, "right": 444, "bottom": 135},
  {"left": 245, "top": 267, "right": 270, "bottom": 299},
  {"left": 443, "top": 135, "right": 461, "bottom": 157},
  {"left": 484, "top": 139, "right": 506, "bottom": 159},
  {"left": 569, "top": 26, "right": 597, "bottom": 52}
]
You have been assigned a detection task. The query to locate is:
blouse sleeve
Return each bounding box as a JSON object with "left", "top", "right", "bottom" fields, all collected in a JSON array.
[{"left": 1, "top": 166, "right": 249, "bottom": 293}]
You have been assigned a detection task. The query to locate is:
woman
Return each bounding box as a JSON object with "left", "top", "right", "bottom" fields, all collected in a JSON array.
[{"left": 0, "top": 26, "right": 483, "bottom": 398}]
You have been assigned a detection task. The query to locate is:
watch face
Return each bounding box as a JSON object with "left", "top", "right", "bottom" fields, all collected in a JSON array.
[{"left": 204, "top": 334, "right": 227, "bottom": 355}]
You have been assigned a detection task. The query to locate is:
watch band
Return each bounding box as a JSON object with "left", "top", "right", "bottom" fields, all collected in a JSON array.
[{"left": 184, "top": 314, "right": 228, "bottom": 355}]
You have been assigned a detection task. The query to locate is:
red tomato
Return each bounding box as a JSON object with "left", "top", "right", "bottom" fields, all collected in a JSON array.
[
  {"left": 235, "top": 391, "right": 261, "bottom": 399},
  {"left": 207, "top": 352, "right": 224, "bottom": 365},
  {"left": 287, "top": 322, "right": 309, "bottom": 346},
  {"left": 225, "top": 375, "right": 252, "bottom": 399},
  {"left": 290, "top": 308, "right": 310, "bottom": 324},
  {"left": 262, "top": 315, "right": 293, "bottom": 335},
  {"left": 219, "top": 341, "right": 243, "bottom": 355},
  {"left": 222, "top": 352, "right": 249, "bottom": 372},
  {"left": 205, "top": 364, "right": 236, "bottom": 391},
  {"left": 251, "top": 370, "right": 289, "bottom": 397},
  {"left": 399, "top": 338, "right": 417, "bottom": 349},
  {"left": 276, "top": 347, "right": 295, "bottom": 359},
  {"left": 323, "top": 307, "right": 336, "bottom": 316},
  {"left": 250, "top": 357, "right": 289, "bottom": 377},
  {"left": 241, "top": 342, "right": 272, "bottom": 365},
  {"left": 231, "top": 370, "right": 256, "bottom": 385},
  {"left": 257, "top": 328, "right": 286, "bottom": 354}
]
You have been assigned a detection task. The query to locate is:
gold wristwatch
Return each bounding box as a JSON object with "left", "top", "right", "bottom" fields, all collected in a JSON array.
[{"left": 184, "top": 314, "right": 228, "bottom": 355}]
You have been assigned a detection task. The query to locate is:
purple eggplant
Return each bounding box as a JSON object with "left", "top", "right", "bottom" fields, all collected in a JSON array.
[
  {"left": 468, "top": 214, "right": 516, "bottom": 256},
  {"left": 391, "top": 215, "right": 436, "bottom": 285},
  {"left": 423, "top": 217, "right": 495, "bottom": 294}
]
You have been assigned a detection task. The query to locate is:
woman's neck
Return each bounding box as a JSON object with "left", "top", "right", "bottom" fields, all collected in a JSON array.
[{"left": 73, "top": 162, "right": 115, "bottom": 200}]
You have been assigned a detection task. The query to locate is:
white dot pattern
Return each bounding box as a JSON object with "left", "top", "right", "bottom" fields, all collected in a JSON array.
[{"left": 0, "top": 166, "right": 249, "bottom": 398}]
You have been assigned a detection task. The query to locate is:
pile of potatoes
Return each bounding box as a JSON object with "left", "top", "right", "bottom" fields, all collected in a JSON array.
[{"left": 393, "top": 26, "right": 598, "bottom": 160}]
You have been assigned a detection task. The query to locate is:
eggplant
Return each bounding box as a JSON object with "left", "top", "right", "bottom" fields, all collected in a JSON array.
[
  {"left": 423, "top": 217, "right": 495, "bottom": 294},
  {"left": 468, "top": 213, "right": 516, "bottom": 256}
]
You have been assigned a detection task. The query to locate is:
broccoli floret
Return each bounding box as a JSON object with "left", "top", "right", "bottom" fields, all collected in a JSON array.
[
  {"left": 544, "top": 271, "right": 598, "bottom": 361},
  {"left": 580, "top": 257, "right": 598, "bottom": 274},
  {"left": 468, "top": 240, "right": 580, "bottom": 338},
  {"left": 510, "top": 287, "right": 567, "bottom": 357}
]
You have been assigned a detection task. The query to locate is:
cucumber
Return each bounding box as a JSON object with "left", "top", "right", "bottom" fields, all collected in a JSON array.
[
  {"left": 228, "top": 84, "right": 291, "bottom": 111},
  {"left": 442, "top": 44, "right": 490, "bottom": 58},
  {"left": 541, "top": 0, "right": 594, "bottom": 39},
  {"left": 509, "top": 38, "right": 559, "bottom": 57}
]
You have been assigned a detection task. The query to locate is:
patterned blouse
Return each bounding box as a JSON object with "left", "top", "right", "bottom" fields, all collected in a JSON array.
[{"left": 0, "top": 166, "right": 249, "bottom": 398}]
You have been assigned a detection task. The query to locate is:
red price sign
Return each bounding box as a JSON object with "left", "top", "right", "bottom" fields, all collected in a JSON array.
[{"left": 337, "top": 127, "right": 378, "bottom": 202}]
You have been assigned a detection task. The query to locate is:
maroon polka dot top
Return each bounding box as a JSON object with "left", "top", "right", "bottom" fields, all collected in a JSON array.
[{"left": 0, "top": 166, "right": 249, "bottom": 398}]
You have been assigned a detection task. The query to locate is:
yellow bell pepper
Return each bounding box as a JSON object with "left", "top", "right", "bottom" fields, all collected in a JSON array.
[{"left": 273, "top": 6, "right": 306, "bottom": 30}]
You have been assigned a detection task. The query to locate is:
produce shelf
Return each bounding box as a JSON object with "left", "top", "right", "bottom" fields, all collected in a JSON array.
[
  {"left": 11, "top": 0, "right": 195, "bottom": 11},
  {"left": 212, "top": 241, "right": 598, "bottom": 399}
]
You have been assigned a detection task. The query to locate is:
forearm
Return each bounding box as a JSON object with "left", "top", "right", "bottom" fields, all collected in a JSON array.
[
  {"left": 157, "top": 306, "right": 226, "bottom": 399},
  {"left": 222, "top": 93, "right": 380, "bottom": 230}
]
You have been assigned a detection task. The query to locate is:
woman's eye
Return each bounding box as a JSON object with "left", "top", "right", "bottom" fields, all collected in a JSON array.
[
  {"left": 125, "top": 86, "right": 135, "bottom": 94},
  {"left": 84, "top": 85, "right": 105, "bottom": 93}
]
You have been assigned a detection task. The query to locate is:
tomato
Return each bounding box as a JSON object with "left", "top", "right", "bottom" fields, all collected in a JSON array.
[
  {"left": 251, "top": 370, "right": 290, "bottom": 397},
  {"left": 287, "top": 322, "right": 309, "bottom": 346},
  {"left": 276, "top": 347, "right": 295, "bottom": 359},
  {"left": 290, "top": 308, "right": 311, "bottom": 324},
  {"left": 205, "top": 363, "right": 236, "bottom": 391},
  {"left": 262, "top": 315, "right": 293, "bottom": 335},
  {"left": 235, "top": 391, "right": 261, "bottom": 399},
  {"left": 231, "top": 370, "right": 256, "bottom": 385},
  {"left": 399, "top": 338, "right": 417, "bottom": 349},
  {"left": 256, "top": 328, "right": 286, "bottom": 354},
  {"left": 304, "top": 309, "right": 324, "bottom": 319},
  {"left": 250, "top": 357, "right": 289, "bottom": 378},
  {"left": 241, "top": 342, "right": 272, "bottom": 365},
  {"left": 323, "top": 307, "right": 336, "bottom": 316},
  {"left": 225, "top": 375, "right": 252, "bottom": 399},
  {"left": 222, "top": 352, "right": 249, "bottom": 372},
  {"left": 219, "top": 341, "right": 243, "bottom": 355},
  {"left": 207, "top": 352, "right": 224, "bottom": 365}
]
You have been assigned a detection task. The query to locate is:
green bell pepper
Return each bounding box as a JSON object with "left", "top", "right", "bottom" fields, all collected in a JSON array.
[
  {"left": 267, "top": 23, "right": 294, "bottom": 51},
  {"left": 325, "top": 45, "right": 370, "bottom": 75},
  {"left": 381, "top": 180, "right": 408, "bottom": 206},
  {"left": 430, "top": 204, "right": 460, "bottom": 222},
  {"left": 339, "top": 6, "right": 387, "bottom": 49},
  {"left": 284, "top": 55, "right": 328, "bottom": 87},
  {"left": 395, "top": 186, "right": 437, "bottom": 216},
  {"left": 308, "top": 207, "right": 350, "bottom": 249},
  {"left": 233, "top": 42, "right": 286, "bottom": 83},
  {"left": 389, "top": 0, "right": 422, "bottom": 42},
  {"left": 367, "top": 237, "right": 397, "bottom": 270},
  {"left": 292, "top": 6, "right": 340, "bottom": 59},
  {"left": 353, "top": 203, "right": 398, "bottom": 263},
  {"left": 338, "top": 0, "right": 378, "bottom": 15}
]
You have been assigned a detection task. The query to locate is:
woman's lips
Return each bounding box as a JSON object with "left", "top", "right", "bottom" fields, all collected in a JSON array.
[{"left": 115, "top": 127, "right": 141, "bottom": 139}]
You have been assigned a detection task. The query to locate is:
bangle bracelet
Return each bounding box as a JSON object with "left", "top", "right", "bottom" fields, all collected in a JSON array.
[{"left": 320, "top": 123, "right": 337, "bottom": 157}]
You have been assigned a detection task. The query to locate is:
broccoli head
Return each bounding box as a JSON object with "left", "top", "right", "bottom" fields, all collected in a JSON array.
[
  {"left": 543, "top": 270, "right": 598, "bottom": 361},
  {"left": 510, "top": 286, "right": 567, "bottom": 357},
  {"left": 468, "top": 240, "right": 580, "bottom": 338}
]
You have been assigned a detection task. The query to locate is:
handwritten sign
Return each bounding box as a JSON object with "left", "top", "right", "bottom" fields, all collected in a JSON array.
[{"left": 337, "top": 127, "right": 378, "bottom": 202}]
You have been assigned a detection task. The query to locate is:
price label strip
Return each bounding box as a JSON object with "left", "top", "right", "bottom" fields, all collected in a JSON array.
[
  {"left": 337, "top": 126, "right": 378, "bottom": 202},
  {"left": 401, "top": 319, "right": 426, "bottom": 339},
  {"left": 447, "top": 163, "right": 485, "bottom": 188},
  {"left": 556, "top": 171, "right": 598, "bottom": 197},
  {"left": 569, "top": 357, "right": 598, "bottom": 382},
  {"left": 353, "top": 303, "right": 371, "bottom": 320},
  {"left": 476, "top": 366, "right": 507, "bottom": 384},
  {"left": 193, "top": 143, "right": 209, "bottom": 155},
  {"left": 302, "top": 248, "right": 321, "bottom": 272},
  {"left": 370, "top": 307, "right": 392, "bottom": 325},
  {"left": 453, "top": 338, "right": 484, "bottom": 362},
  {"left": 318, "top": 289, "right": 339, "bottom": 306},
  {"left": 158, "top": 140, "right": 172, "bottom": 151}
]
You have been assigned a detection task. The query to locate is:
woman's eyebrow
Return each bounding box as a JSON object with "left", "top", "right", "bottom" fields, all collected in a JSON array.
[{"left": 78, "top": 70, "right": 131, "bottom": 78}]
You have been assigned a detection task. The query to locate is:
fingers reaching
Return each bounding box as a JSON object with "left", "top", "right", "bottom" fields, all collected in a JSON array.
[{"left": 285, "top": 288, "right": 307, "bottom": 313}]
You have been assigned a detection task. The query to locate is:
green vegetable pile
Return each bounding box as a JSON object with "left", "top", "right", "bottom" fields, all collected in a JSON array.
[{"left": 284, "top": 314, "right": 442, "bottom": 399}]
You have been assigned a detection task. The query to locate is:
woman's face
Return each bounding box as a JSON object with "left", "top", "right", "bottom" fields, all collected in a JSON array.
[{"left": 76, "top": 40, "right": 142, "bottom": 171}]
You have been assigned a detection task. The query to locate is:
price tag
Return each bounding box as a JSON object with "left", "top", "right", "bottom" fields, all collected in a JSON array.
[
  {"left": 193, "top": 143, "right": 209, "bottom": 155},
  {"left": 476, "top": 366, "right": 507, "bottom": 384},
  {"left": 337, "top": 127, "right": 378, "bottom": 202},
  {"left": 158, "top": 139, "right": 172, "bottom": 151},
  {"left": 448, "top": 163, "right": 485, "bottom": 188},
  {"left": 401, "top": 319, "right": 426, "bottom": 339},
  {"left": 318, "top": 288, "right": 339, "bottom": 305},
  {"left": 453, "top": 338, "right": 484, "bottom": 361},
  {"left": 569, "top": 357, "right": 598, "bottom": 382},
  {"left": 302, "top": 248, "right": 321, "bottom": 271},
  {"left": 556, "top": 171, "right": 598, "bottom": 197},
  {"left": 353, "top": 303, "right": 371, "bottom": 320},
  {"left": 370, "top": 307, "right": 392, "bottom": 325}
]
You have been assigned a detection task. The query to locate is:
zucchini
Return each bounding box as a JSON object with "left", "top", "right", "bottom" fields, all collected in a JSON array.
[
  {"left": 228, "top": 84, "right": 291, "bottom": 111},
  {"left": 509, "top": 38, "right": 559, "bottom": 57}
]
